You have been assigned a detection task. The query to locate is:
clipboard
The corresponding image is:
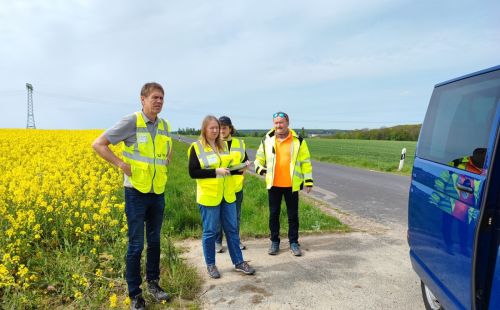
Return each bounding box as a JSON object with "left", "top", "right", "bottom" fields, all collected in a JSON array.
[{"left": 228, "top": 163, "right": 248, "bottom": 171}]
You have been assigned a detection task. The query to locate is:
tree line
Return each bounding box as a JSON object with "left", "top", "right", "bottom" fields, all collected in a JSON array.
[
  {"left": 324, "top": 124, "right": 421, "bottom": 141},
  {"left": 177, "top": 124, "right": 422, "bottom": 141}
]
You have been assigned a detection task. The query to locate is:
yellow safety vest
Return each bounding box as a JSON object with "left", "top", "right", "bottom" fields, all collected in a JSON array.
[
  {"left": 188, "top": 140, "right": 236, "bottom": 206},
  {"left": 254, "top": 129, "right": 313, "bottom": 192},
  {"left": 122, "top": 112, "right": 172, "bottom": 194},
  {"left": 229, "top": 138, "right": 246, "bottom": 193}
]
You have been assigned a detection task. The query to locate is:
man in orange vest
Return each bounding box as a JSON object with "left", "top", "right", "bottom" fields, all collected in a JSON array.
[{"left": 254, "top": 112, "right": 313, "bottom": 257}]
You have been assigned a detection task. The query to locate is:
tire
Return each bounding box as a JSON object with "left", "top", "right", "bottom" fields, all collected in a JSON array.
[{"left": 421, "top": 281, "right": 444, "bottom": 310}]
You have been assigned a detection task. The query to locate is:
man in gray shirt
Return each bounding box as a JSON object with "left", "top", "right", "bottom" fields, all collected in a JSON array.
[{"left": 92, "top": 82, "right": 172, "bottom": 310}]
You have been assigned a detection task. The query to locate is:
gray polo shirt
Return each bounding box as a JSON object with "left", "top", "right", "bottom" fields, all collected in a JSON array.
[{"left": 104, "top": 111, "right": 168, "bottom": 189}]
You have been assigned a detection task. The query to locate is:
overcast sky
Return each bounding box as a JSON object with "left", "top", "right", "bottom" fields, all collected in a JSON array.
[{"left": 1, "top": 0, "right": 498, "bottom": 130}]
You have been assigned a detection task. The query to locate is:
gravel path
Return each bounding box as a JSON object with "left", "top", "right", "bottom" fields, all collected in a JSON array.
[{"left": 179, "top": 206, "right": 424, "bottom": 309}]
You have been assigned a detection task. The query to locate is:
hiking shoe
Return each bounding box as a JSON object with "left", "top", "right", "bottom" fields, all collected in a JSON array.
[
  {"left": 207, "top": 265, "right": 221, "bottom": 279},
  {"left": 235, "top": 261, "right": 255, "bottom": 275},
  {"left": 268, "top": 241, "right": 279, "bottom": 255},
  {"left": 215, "top": 242, "right": 225, "bottom": 253},
  {"left": 240, "top": 242, "right": 246, "bottom": 250},
  {"left": 130, "top": 295, "right": 146, "bottom": 310},
  {"left": 290, "top": 243, "right": 302, "bottom": 256},
  {"left": 147, "top": 279, "right": 171, "bottom": 302}
]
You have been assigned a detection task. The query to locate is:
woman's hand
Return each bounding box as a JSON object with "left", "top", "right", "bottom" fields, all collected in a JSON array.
[
  {"left": 216, "top": 168, "right": 230, "bottom": 176},
  {"left": 239, "top": 160, "right": 251, "bottom": 174}
]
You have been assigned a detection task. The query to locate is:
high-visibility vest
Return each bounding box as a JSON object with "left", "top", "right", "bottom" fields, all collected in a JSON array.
[
  {"left": 189, "top": 140, "right": 236, "bottom": 206},
  {"left": 254, "top": 129, "right": 313, "bottom": 192},
  {"left": 229, "top": 138, "right": 246, "bottom": 192},
  {"left": 451, "top": 157, "right": 482, "bottom": 174},
  {"left": 122, "top": 112, "right": 172, "bottom": 194}
]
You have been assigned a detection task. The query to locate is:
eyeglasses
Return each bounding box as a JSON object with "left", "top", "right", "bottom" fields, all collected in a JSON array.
[{"left": 273, "top": 112, "right": 287, "bottom": 118}]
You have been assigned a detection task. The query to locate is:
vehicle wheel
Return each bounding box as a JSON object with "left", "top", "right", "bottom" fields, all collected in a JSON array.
[{"left": 421, "top": 281, "right": 443, "bottom": 310}]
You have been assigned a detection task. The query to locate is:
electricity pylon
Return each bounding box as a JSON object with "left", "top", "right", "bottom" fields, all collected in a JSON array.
[{"left": 26, "top": 83, "right": 36, "bottom": 129}]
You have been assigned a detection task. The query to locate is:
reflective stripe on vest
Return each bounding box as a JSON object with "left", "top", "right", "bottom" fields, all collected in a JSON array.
[
  {"left": 122, "top": 112, "right": 171, "bottom": 194},
  {"left": 258, "top": 129, "right": 313, "bottom": 192},
  {"left": 230, "top": 138, "right": 245, "bottom": 192},
  {"left": 190, "top": 140, "right": 235, "bottom": 206},
  {"left": 230, "top": 138, "right": 245, "bottom": 160},
  {"left": 195, "top": 141, "right": 217, "bottom": 168}
]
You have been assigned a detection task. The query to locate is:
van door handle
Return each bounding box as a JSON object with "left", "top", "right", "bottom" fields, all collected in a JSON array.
[{"left": 456, "top": 183, "right": 473, "bottom": 193}]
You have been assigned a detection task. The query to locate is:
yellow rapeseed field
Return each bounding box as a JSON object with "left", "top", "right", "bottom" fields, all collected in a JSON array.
[{"left": 0, "top": 129, "right": 130, "bottom": 308}]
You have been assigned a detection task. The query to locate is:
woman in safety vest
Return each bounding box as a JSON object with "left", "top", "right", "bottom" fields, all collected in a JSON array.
[{"left": 188, "top": 115, "right": 255, "bottom": 279}]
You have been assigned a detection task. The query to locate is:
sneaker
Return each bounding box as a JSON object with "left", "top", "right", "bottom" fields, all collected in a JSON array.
[
  {"left": 207, "top": 265, "right": 221, "bottom": 279},
  {"left": 239, "top": 242, "right": 246, "bottom": 250},
  {"left": 235, "top": 261, "right": 255, "bottom": 275},
  {"left": 215, "top": 242, "right": 225, "bottom": 253},
  {"left": 268, "top": 241, "right": 279, "bottom": 255},
  {"left": 290, "top": 243, "right": 302, "bottom": 256},
  {"left": 130, "top": 295, "right": 146, "bottom": 310},
  {"left": 147, "top": 279, "right": 171, "bottom": 302}
]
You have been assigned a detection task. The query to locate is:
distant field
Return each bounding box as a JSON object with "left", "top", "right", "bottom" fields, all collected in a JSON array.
[{"left": 242, "top": 136, "right": 416, "bottom": 175}]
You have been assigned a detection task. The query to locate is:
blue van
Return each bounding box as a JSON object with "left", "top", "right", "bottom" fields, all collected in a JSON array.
[{"left": 408, "top": 65, "right": 500, "bottom": 310}]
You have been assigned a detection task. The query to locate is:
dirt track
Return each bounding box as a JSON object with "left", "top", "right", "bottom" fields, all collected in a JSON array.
[{"left": 180, "top": 219, "right": 424, "bottom": 309}]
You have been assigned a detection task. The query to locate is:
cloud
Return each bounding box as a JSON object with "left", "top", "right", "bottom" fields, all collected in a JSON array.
[{"left": 0, "top": 0, "right": 498, "bottom": 129}]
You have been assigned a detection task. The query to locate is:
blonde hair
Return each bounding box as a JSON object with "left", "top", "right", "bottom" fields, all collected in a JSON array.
[{"left": 199, "top": 115, "right": 224, "bottom": 152}]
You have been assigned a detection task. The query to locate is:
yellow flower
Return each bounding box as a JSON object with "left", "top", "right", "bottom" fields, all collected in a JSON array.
[
  {"left": 17, "top": 265, "right": 29, "bottom": 278},
  {"left": 74, "top": 290, "right": 83, "bottom": 299},
  {"left": 95, "top": 269, "right": 103, "bottom": 277},
  {"left": 0, "top": 129, "right": 125, "bottom": 294},
  {"left": 0, "top": 264, "right": 15, "bottom": 288},
  {"left": 5, "top": 228, "right": 14, "bottom": 238},
  {"left": 109, "top": 293, "right": 118, "bottom": 308}
]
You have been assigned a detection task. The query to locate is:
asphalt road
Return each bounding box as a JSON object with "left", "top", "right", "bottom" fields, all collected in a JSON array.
[{"left": 246, "top": 148, "right": 411, "bottom": 228}]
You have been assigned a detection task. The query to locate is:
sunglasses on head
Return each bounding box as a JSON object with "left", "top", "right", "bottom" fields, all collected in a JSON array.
[{"left": 273, "top": 112, "right": 287, "bottom": 118}]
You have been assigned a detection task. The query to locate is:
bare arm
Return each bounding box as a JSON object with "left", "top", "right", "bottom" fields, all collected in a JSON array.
[{"left": 92, "top": 133, "right": 131, "bottom": 176}]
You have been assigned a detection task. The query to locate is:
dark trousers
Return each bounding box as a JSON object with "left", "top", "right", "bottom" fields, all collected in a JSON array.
[
  {"left": 124, "top": 187, "right": 165, "bottom": 298},
  {"left": 268, "top": 186, "right": 299, "bottom": 244}
]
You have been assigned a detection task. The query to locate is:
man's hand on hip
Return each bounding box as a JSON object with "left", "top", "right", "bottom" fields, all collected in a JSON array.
[{"left": 119, "top": 162, "right": 132, "bottom": 177}]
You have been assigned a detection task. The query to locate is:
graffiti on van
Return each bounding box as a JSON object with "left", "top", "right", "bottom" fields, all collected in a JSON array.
[{"left": 429, "top": 169, "right": 480, "bottom": 224}]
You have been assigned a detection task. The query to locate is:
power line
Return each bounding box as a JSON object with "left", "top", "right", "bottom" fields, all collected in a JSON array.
[
  {"left": 36, "top": 90, "right": 135, "bottom": 106},
  {"left": 0, "top": 90, "right": 24, "bottom": 95}
]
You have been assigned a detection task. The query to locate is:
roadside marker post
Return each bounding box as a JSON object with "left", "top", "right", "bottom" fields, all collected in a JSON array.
[{"left": 398, "top": 148, "right": 406, "bottom": 171}]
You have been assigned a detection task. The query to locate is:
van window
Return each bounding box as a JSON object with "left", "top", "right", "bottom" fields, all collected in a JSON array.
[{"left": 417, "top": 70, "right": 500, "bottom": 174}]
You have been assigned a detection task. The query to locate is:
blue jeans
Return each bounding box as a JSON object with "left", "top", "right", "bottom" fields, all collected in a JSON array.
[
  {"left": 199, "top": 199, "right": 244, "bottom": 266},
  {"left": 216, "top": 190, "right": 243, "bottom": 244},
  {"left": 124, "top": 187, "right": 165, "bottom": 298}
]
